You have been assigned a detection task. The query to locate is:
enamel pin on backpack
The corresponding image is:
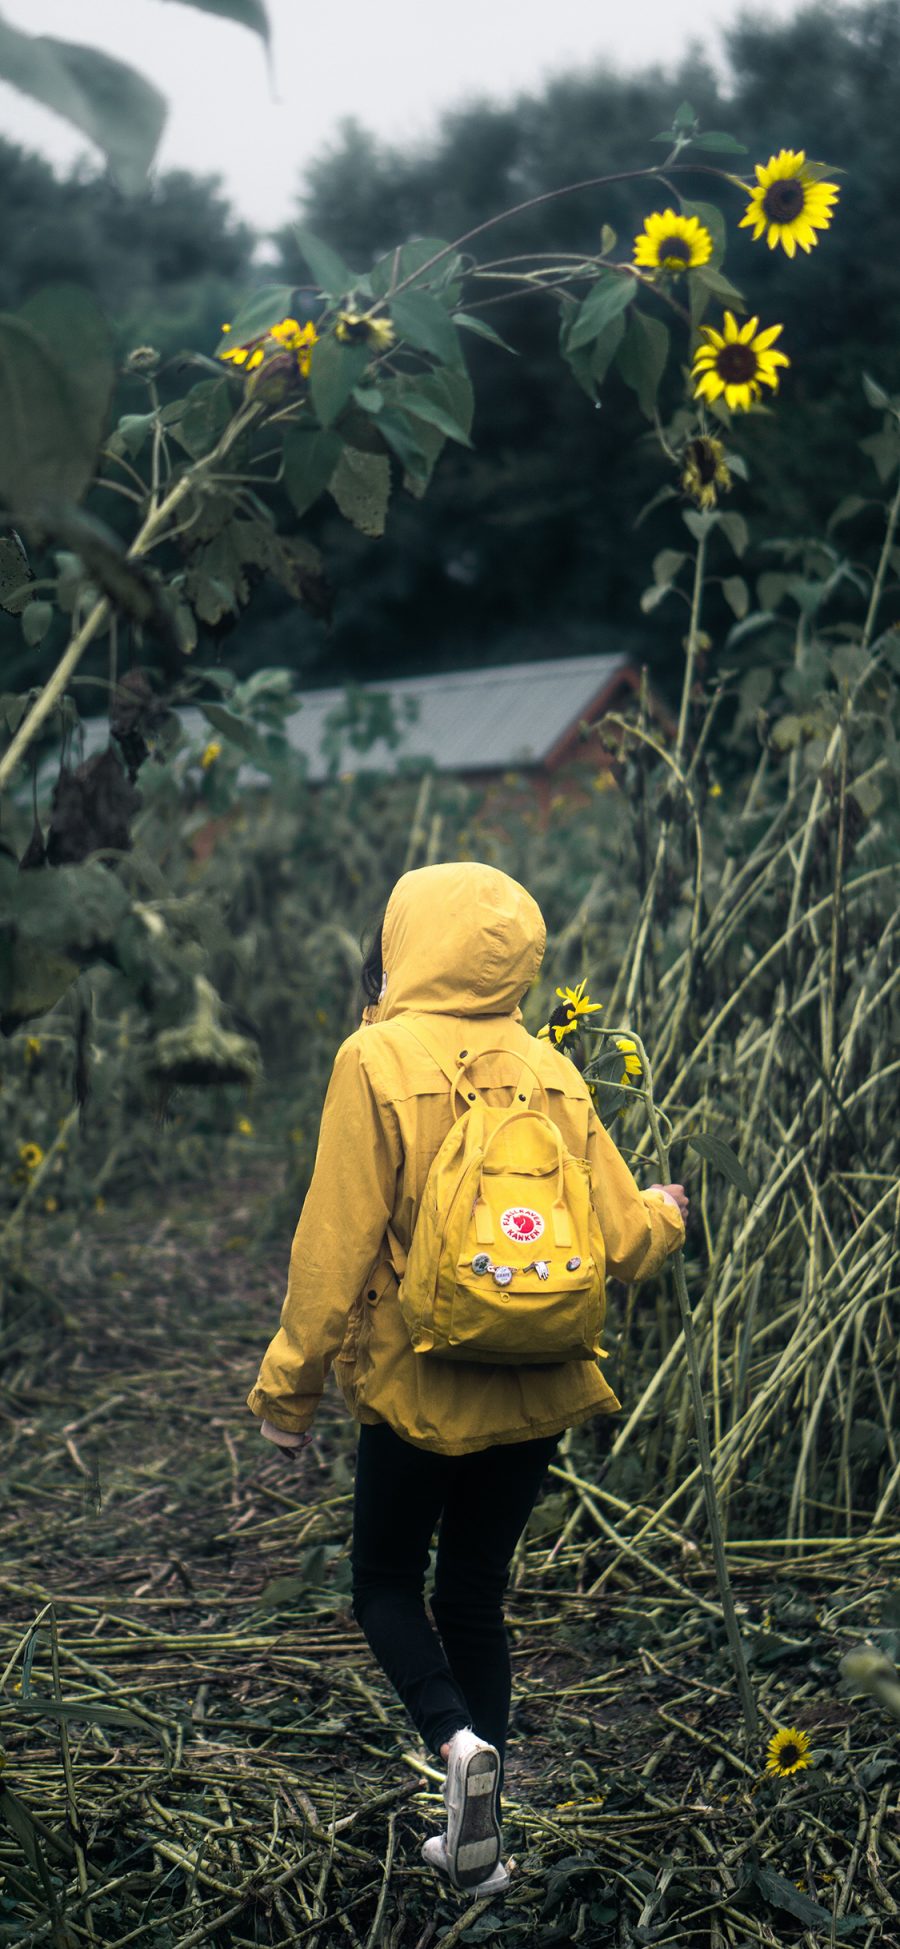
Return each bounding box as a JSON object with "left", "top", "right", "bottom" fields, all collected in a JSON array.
[{"left": 396, "top": 1018, "right": 607, "bottom": 1365}]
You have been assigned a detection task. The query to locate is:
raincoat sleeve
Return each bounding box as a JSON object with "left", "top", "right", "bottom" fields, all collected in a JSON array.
[
  {"left": 586, "top": 1103, "right": 685, "bottom": 1283},
  {"left": 247, "top": 1036, "right": 401, "bottom": 1434}
]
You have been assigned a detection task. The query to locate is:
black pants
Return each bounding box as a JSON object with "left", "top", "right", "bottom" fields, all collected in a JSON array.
[{"left": 350, "top": 1420, "right": 561, "bottom": 1815}]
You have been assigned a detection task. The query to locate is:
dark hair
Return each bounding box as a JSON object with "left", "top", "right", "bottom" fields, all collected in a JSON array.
[{"left": 360, "top": 907, "right": 386, "bottom": 1004}]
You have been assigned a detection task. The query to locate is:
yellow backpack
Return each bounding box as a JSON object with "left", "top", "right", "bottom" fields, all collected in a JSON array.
[{"left": 396, "top": 1017, "right": 607, "bottom": 1365}]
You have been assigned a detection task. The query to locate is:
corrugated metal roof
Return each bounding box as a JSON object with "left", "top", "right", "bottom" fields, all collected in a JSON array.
[
  {"left": 242, "top": 652, "right": 629, "bottom": 780},
  {"left": 29, "top": 653, "right": 632, "bottom": 792}
]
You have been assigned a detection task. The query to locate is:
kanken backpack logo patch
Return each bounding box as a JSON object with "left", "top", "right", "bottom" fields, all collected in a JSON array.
[
  {"left": 500, "top": 1207, "right": 544, "bottom": 1243},
  {"left": 395, "top": 1018, "right": 608, "bottom": 1366}
]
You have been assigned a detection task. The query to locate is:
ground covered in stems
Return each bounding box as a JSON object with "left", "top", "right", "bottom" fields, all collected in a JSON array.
[{"left": 1, "top": 1182, "right": 897, "bottom": 1947}]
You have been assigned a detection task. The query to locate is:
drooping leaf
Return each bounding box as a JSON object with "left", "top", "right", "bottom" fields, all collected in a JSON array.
[
  {"left": 21, "top": 284, "right": 115, "bottom": 467},
  {"left": 718, "top": 510, "right": 749, "bottom": 558},
  {"left": 617, "top": 309, "right": 670, "bottom": 419},
  {"left": 862, "top": 372, "right": 893, "bottom": 413},
  {"left": 749, "top": 1862, "right": 860, "bottom": 1935},
  {"left": 0, "top": 17, "right": 166, "bottom": 191},
  {"left": 107, "top": 411, "right": 156, "bottom": 460},
  {"left": 293, "top": 226, "right": 355, "bottom": 298},
  {"left": 213, "top": 285, "right": 298, "bottom": 357},
  {"left": 157, "top": 0, "right": 270, "bottom": 41},
  {"left": 328, "top": 446, "right": 391, "bottom": 537},
  {"left": 452, "top": 312, "right": 517, "bottom": 354},
  {"left": 376, "top": 408, "right": 432, "bottom": 482},
  {"left": 400, "top": 387, "right": 473, "bottom": 447},
  {"left": 687, "top": 1131, "right": 753, "bottom": 1197},
  {"left": 309, "top": 336, "right": 370, "bottom": 427},
  {"left": 568, "top": 273, "right": 636, "bottom": 352},
  {"left": 722, "top": 575, "right": 749, "bottom": 619},
  {"left": 283, "top": 425, "right": 343, "bottom": 517},
  {"left": 21, "top": 600, "right": 53, "bottom": 647},
  {"left": 0, "top": 291, "right": 114, "bottom": 512},
  {"left": 391, "top": 291, "right": 462, "bottom": 367},
  {"left": 198, "top": 701, "right": 267, "bottom": 756}
]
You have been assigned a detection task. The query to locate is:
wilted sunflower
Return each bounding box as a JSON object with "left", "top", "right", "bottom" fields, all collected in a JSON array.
[
  {"left": 633, "top": 209, "right": 713, "bottom": 273},
  {"left": 765, "top": 1726, "right": 812, "bottom": 1777},
  {"left": 740, "top": 150, "right": 839, "bottom": 258},
  {"left": 681, "top": 435, "right": 732, "bottom": 511},
  {"left": 538, "top": 980, "right": 603, "bottom": 1046},
  {"left": 692, "top": 312, "right": 789, "bottom": 412},
  {"left": 334, "top": 310, "right": 396, "bottom": 350}
]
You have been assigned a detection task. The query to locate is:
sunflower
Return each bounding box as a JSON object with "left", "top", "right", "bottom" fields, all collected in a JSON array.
[
  {"left": 765, "top": 1726, "right": 812, "bottom": 1777},
  {"left": 740, "top": 150, "right": 839, "bottom": 258},
  {"left": 334, "top": 310, "right": 396, "bottom": 351},
  {"left": 680, "top": 435, "right": 732, "bottom": 511},
  {"left": 633, "top": 209, "right": 714, "bottom": 273},
  {"left": 692, "top": 312, "right": 789, "bottom": 412},
  {"left": 615, "top": 1036, "right": 642, "bottom": 1082},
  {"left": 18, "top": 1142, "right": 44, "bottom": 1173},
  {"left": 538, "top": 980, "right": 603, "bottom": 1046},
  {"left": 218, "top": 317, "right": 318, "bottom": 380}
]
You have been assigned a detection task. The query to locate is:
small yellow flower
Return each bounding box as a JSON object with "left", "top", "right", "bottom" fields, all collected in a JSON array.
[
  {"left": 44, "top": 1196, "right": 58, "bottom": 1212},
  {"left": 740, "top": 150, "right": 839, "bottom": 258},
  {"left": 692, "top": 311, "right": 790, "bottom": 412},
  {"left": 236, "top": 1117, "right": 254, "bottom": 1136},
  {"left": 593, "top": 771, "right": 617, "bottom": 792},
  {"left": 633, "top": 209, "right": 713, "bottom": 273},
  {"left": 18, "top": 1142, "right": 44, "bottom": 1174},
  {"left": 334, "top": 310, "right": 395, "bottom": 351},
  {"left": 710, "top": 781, "right": 723, "bottom": 798},
  {"left": 680, "top": 435, "right": 732, "bottom": 511},
  {"left": 765, "top": 1726, "right": 812, "bottom": 1777},
  {"left": 538, "top": 980, "right": 603, "bottom": 1046},
  {"left": 24, "top": 1036, "right": 42, "bottom": 1062},
  {"left": 200, "top": 742, "right": 222, "bottom": 770}
]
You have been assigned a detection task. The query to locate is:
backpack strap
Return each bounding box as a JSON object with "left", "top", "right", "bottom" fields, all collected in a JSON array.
[{"left": 397, "top": 1015, "right": 547, "bottom": 1114}]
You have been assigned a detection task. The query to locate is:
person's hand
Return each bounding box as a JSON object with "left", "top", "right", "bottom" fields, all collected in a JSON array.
[
  {"left": 260, "top": 1419, "right": 314, "bottom": 1459},
  {"left": 648, "top": 1182, "right": 689, "bottom": 1222}
]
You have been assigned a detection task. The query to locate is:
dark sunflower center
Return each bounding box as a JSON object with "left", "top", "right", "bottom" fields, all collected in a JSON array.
[
  {"left": 658, "top": 235, "right": 691, "bottom": 265},
  {"left": 687, "top": 439, "right": 717, "bottom": 484},
  {"left": 763, "top": 179, "right": 805, "bottom": 223},
  {"left": 778, "top": 1742, "right": 800, "bottom": 1767},
  {"left": 717, "top": 343, "right": 758, "bottom": 383}
]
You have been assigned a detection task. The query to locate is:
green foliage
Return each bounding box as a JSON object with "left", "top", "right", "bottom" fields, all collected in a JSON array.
[
  {"left": 0, "top": 14, "right": 165, "bottom": 193},
  {"left": 0, "top": 287, "right": 114, "bottom": 513}
]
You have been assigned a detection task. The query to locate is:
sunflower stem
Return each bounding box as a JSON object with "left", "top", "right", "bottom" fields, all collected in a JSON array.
[
  {"left": 635, "top": 1032, "right": 760, "bottom": 1743},
  {"left": 675, "top": 529, "right": 709, "bottom": 771},
  {"left": 861, "top": 464, "right": 900, "bottom": 650}
]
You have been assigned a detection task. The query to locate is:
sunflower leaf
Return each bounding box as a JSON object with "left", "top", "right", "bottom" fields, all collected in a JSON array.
[
  {"left": 678, "top": 198, "right": 727, "bottom": 270},
  {"left": 687, "top": 1131, "right": 753, "bottom": 1197},
  {"left": 617, "top": 310, "right": 670, "bottom": 420},
  {"left": 862, "top": 372, "right": 893, "bottom": 414},
  {"left": 689, "top": 131, "right": 748, "bottom": 153},
  {"left": 749, "top": 1863, "right": 860, "bottom": 1935},
  {"left": 568, "top": 273, "right": 636, "bottom": 352},
  {"left": 722, "top": 575, "right": 749, "bottom": 619},
  {"left": 294, "top": 226, "right": 355, "bottom": 299}
]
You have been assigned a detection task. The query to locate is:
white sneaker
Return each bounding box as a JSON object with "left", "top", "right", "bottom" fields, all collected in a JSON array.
[
  {"left": 421, "top": 1831, "right": 510, "bottom": 1898},
  {"left": 439, "top": 1727, "right": 502, "bottom": 1889}
]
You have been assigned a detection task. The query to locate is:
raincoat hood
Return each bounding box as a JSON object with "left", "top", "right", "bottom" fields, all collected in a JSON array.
[{"left": 376, "top": 862, "right": 546, "bottom": 1021}]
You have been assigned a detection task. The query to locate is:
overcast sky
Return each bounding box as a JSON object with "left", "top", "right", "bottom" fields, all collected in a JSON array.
[{"left": 1, "top": 0, "right": 810, "bottom": 232}]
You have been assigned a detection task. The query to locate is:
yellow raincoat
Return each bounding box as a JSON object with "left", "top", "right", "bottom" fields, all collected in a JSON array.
[{"left": 248, "top": 862, "right": 685, "bottom": 1454}]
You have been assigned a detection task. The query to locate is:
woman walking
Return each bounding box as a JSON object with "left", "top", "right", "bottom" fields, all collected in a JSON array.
[{"left": 248, "top": 861, "right": 688, "bottom": 1898}]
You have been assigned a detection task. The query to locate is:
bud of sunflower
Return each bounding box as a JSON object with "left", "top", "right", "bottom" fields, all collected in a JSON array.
[
  {"left": 334, "top": 310, "right": 395, "bottom": 350},
  {"left": 126, "top": 346, "right": 161, "bottom": 376},
  {"left": 680, "top": 436, "right": 732, "bottom": 511}
]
